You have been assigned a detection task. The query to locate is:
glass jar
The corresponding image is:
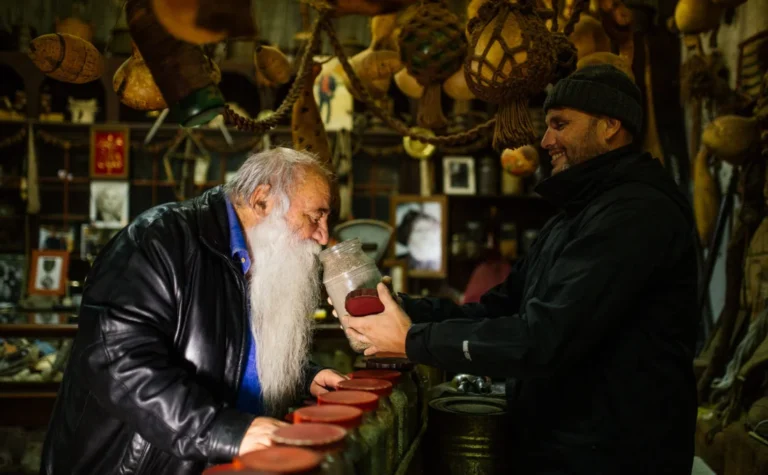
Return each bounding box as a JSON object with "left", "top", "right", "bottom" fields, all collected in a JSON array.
[
  {"left": 318, "top": 390, "right": 383, "bottom": 475},
  {"left": 236, "top": 446, "right": 322, "bottom": 474},
  {"left": 337, "top": 378, "right": 396, "bottom": 475},
  {"left": 293, "top": 404, "right": 365, "bottom": 475},
  {"left": 271, "top": 423, "right": 348, "bottom": 475},
  {"left": 366, "top": 355, "right": 421, "bottom": 446},
  {"left": 319, "top": 239, "right": 382, "bottom": 322}
]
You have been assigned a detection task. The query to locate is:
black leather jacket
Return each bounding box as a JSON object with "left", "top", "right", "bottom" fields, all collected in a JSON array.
[{"left": 41, "top": 187, "right": 322, "bottom": 474}]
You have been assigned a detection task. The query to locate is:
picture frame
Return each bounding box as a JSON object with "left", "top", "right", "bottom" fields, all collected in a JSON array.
[
  {"left": 39, "top": 225, "right": 77, "bottom": 252},
  {"left": 390, "top": 195, "right": 448, "bottom": 279},
  {"left": 90, "top": 180, "right": 130, "bottom": 228},
  {"left": 28, "top": 250, "right": 69, "bottom": 297},
  {"left": 313, "top": 55, "right": 353, "bottom": 131},
  {"left": 443, "top": 156, "right": 476, "bottom": 195},
  {"left": 0, "top": 254, "right": 26, "bottom": 306},
  {"left": 381, "top": 258, "right": 409, "bottom": 295},
  {"left": 90, "top": 125, "right": 130, "bottom": 179},
  {"left": 81, "top": 224, "right": 122, "bottom": 259}
]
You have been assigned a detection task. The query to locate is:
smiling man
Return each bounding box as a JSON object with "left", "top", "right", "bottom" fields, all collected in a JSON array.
[
  {"left": 344, "top": 65, "right": 699, "bottom": 474},
  {"left": 42, "top": 148, "right": 346, "bottom": 474}
]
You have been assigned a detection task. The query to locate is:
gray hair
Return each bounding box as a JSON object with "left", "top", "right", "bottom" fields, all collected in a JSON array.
[{"left": 223, "top": 147, "right": 332, "bottom": 212}]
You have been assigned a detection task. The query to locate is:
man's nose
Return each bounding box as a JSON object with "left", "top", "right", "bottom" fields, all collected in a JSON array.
[
  {"left": 312, "top": 219, "right": 329, "bottom": 246},
  {"left": 541, "top": 128, "right": 555, "bottom": 149}
]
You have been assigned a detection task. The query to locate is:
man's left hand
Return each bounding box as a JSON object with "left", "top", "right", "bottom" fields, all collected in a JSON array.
[
  {"left": 345, "top": 283, "right": 412, "bottom": 356},
  {"left": 310, "top": 369, "right": 348, "bottom": 397}
]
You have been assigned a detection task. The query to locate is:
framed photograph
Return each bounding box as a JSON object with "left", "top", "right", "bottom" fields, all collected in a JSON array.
[
  {"left": 313, "top": 56, "right": 353, "bottom": 131},
  {"left": 81, "top": 224, "right": 122, "bottom": 259},
  {"left": 0, "top": 254, "right": 26, "bottom": 306},
  {"left": 390, "top": 195, "right": 448, "bottom": 278},
  {"left": 443, "top": 156, "right": 476, "bottom": 195},
  {"left": 90, "top": 125, "right": 130, "bottom": 179},
  {"left": 39, "top": 225, "right": 77, "bottom": 252},
  {"left": 90, "top": 180, "right": 129, "bottom": 228},
  {"left": 381, "top": 258, "right": 409, "bottom": 294},
  {"left": 28, "top": 250, "right": 69, "bottom": 296}
]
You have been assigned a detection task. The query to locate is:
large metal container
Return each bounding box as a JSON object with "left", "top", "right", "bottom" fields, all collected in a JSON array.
[{"left": 423, "top": 396, "right": 510, "bottom": 475}]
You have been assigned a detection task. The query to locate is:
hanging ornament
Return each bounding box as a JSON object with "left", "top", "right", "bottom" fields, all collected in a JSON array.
[
  {"left": 702, "top": 115, "right": 759, "bottom": 165},
  {"left": 465, "top": 0, "right": 575, "bottom": 151},
  {"left": 28, "top": 33, "right": 104, "bottom": 84},
  {"left": 254, "top": 44, "right": 292, "bottom": 86},
  {"left": 501, "top": 145, "right": 539, "bottom": 177},
  {"left": 567, "top": 14, "right": 610, "bottom": 59},
  {"left": 151, "top": 0, "right": 255, "bottom": 45},
  {"left": 398, "top": 0, "right": 467, "bottom": 130},
  {"left": 669, "top": 0, "right": 722, "bottom": 34},
  {"left": 403, "top": 127, "right": 437, "bottom": 196},
  {"left": 292, "top": 62, "right": 332, "bottom": 168},
  {"left": 443, "top": 68, "right": 476, "bottom": 101}
]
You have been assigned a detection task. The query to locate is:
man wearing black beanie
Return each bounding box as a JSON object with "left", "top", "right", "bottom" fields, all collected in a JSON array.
[{"left": 341, "top": 64, "right": 698, "bottom": 474}]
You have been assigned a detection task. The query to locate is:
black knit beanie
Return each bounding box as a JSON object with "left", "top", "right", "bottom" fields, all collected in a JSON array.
[{"left": 543, "top": 64, "right": 643, "bottom": 136}]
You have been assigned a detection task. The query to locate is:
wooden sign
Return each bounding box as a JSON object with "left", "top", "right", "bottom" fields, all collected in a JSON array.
[{"left": 90, "top": 126, "right": 130, "bottom": 179}]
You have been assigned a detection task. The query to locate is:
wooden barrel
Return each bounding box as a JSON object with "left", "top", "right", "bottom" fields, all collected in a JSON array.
[
  {"left": 28, "top": 33, "right": 103, "bottom": 84},
  {"left": 424, "top": 396, "right": 511, "bottom": 475}
]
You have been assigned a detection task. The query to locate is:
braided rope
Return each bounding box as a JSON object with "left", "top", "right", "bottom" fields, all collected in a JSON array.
[
  {"left": 223, "top": 12, "right": 326, "bottom": 132},
  {"left": 323, "top": 18, "right": 494, "bottom": 146}
]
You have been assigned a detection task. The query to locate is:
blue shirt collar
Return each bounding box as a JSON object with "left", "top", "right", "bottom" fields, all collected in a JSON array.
[{"left": 224, "top": 195, "right": 251, "bottom": 274}]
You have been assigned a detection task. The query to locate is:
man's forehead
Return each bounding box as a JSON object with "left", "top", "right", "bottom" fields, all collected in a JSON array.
[{"left": 292, "top": 173, "right": 331, "bottom": 210}]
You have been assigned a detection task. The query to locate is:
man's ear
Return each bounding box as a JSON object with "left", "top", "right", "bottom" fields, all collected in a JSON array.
[
  {"left": 248, "top": 184, "right": 273, "bottom": 218},
  {"left": 601, "top": 117, "right": 622, "bottom": 142}
]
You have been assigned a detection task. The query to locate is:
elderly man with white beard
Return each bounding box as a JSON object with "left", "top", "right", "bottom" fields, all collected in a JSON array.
[{"left": 41, "top": 148, "right": 347, "bottom": 475}]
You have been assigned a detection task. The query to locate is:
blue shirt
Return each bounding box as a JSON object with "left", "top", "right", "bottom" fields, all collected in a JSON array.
[{"left": 225, "top": 196, "right": 263, "bottom": 415}]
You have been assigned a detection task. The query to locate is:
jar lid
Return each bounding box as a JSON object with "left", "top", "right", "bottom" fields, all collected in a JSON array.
[
  {"left": 350, "top": 369, "right": 401, "bottom": 384},
  {"left": 365, "top": 353, "right": 415, "bottom": 371},
  {"left": 338, "top": 378, "right": 393, "bottom": 397},
  {"left": 293, "top": 404, "right": 364, "bottom": 429},
  {"left": 202, "top": 463, "right": 246, "bottom": 474},
  {"left": 272, "top": 423, "right": 347, "bottom": 448},
  {"left": 237, "top": 446, "right": 322, "bottom": 473},
  {"left": 318, "top": 389, "right": 379, "bottom": 412}
]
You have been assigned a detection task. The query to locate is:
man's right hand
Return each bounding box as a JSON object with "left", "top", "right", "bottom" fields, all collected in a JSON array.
[{"left": 238, "top": 417, "right": 288, "bottom": 456}]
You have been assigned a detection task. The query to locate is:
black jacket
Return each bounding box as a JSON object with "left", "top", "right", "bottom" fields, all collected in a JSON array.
[
  {"left": 404, "top": 146, "right": 698, "bottom": 474},
  {"left": 41, "top": 187, "right": 322, "bottom": 475}
]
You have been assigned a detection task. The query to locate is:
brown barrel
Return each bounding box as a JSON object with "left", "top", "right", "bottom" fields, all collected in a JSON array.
[{"left": 424, "top": 396, "right": 510, "bottom": 475}]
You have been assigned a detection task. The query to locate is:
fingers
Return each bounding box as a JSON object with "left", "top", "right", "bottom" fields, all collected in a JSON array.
[
  {"left": 377, "top": 282, "right": 395, "bottom": 308},
  {"left": 345, "top": 316, "right": 370, "bottom": 334}
]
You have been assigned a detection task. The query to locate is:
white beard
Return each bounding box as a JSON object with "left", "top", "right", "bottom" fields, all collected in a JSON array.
[{"left": 246, "top": 210, "right": 321, "bottom": 416}]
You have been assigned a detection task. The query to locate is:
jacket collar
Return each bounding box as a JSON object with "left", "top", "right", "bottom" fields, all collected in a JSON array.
[
  {"left": 535, "top": 144, "right": 643, "bottom": 214},
  {"left": 197, "top": 186, "right": 235, "bottom": 258}
]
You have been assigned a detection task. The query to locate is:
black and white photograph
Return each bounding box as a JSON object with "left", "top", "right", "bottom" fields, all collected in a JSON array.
[
  {"left": 28, "top": 250, "right": 69, "bottom": 296},
  {"left": 81, "top": 224, "right": 122, "bottom": 259},
  {"left": 0, "top": 254, "right": 25, "bottom": 306},
  {"left": 90, "top": 181, "right": 129, "bottom": 227},
  {"left": 443, "top": 156, "right": 476, "bottom": 195},
  {"left": 39, "top": 225, "right": 77, "bottom": 252},
  {"left": 391, "top": 195, "right": 448, "bottom": 278}
]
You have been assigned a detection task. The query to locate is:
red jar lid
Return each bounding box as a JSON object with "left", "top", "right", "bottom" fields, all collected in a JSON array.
[
  {"left": 272, "top": 423, "right": 347, "bottom": 448},
  {"left": 365, "top": 353, "right": 415, "bottom": 371},
  {"left": 318, "top": 389, "right": 379, "bottom": 412},
  {"left": 293, "top": 404, "right": 364, "bottom": 429},
  {"left": 204, "top": 462, "right": 268, "bottom": 474},
  {"left": 350, "top": 369, "right": 401, "bottom": 384},
  {"left": 338, "top": 378, "right": 393, "bottom": 397},
  {"left": 237, "top": 446, "right": 321, "bottom": 473}
]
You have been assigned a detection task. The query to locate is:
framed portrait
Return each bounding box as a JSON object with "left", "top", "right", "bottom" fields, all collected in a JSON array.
[
  {"left": 390, "top": 195, "right": 448, "bottom": 279},
  {"left": 39, "top": 225, "right": 77, "bottom": 252},
  {"left": 81, "top": 224, "right": 122, "bottom": 259},
  {"left": 90, "top": 180, "right": 129, "bottom": 228},
  {"left": 443, "top": 156, "right": 476, "bottom": 195},
  {"left": 90, "top": 125, "right": 130, "bottom": 179},
  {"left": 381, "top": 258, "right": 409, "bottom": 295},
  {"left": 0, "top": 254, "right": 26, "bottom": 306},
  {"left": 313, "top": 56, "right": 353, "bottom": 131},
  {"left": 28, "top": 250, "right": 69, "bottom": 296}
]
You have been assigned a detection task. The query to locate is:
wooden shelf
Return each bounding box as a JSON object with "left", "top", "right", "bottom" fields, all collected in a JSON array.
[
  {"left": 39, "top": 214, "right": 88, "bottom": 221},
  {"left": 0, "top": 323, "right": 78, "bottom": 337}
]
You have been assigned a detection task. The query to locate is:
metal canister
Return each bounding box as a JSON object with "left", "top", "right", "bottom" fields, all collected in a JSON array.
[{"left": 423, "top": 396, "right": 510, "bottom": 475}]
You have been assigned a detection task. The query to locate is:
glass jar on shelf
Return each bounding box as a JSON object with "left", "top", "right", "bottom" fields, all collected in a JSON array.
[
  {"left": 271, "top": 423, "right": 348, "bottom": 475},
  {"left": 365, "top": 354, "right": 421, "bottom": 442},
  {"left": 293, "top": 404, "right": 365, "bottom": 475},
  {"left": 235, "top": 446, "right": 323, "bottom": 474}
]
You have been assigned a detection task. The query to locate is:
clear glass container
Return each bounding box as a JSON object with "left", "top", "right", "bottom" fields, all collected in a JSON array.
[
  {"left": 318, "top": 390, "right": 383, "bottom": 475},
  {"left": 236, "top": 446, "right": 323, "bottom": 474},
  {"left": 319, "top": 239, "right": 382, "bottom": 322},
  {"left": 337, "top": 378, "right": 395, "bottom": 475},
  {"left": 293, "top": 404, "right": 366, "bottom": 475},
  {"left": 271, "top": 423, "right": 348, "bottom": 475},
  {"left": 366, "top": 355, "right": 422, "bottom": 444}
]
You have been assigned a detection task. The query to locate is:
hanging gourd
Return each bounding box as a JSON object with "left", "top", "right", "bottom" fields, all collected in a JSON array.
[
  {"left": 702, "top": 115, "right": 759, "bottom": 165},
  {"left": 126, "top": 0, "right": 224, "bottom": 127},
  {"left": 293, "top": 62, "right": 332, "bottom": 168},
  {"left": 671, "top": 0, "right": 722, "bottom": 34},
  {"left": 577, "top": 52, "right": 634, "bottom": 81},
  {"left": 394, "top": 69, "right": 424, "bottom": 99},
  {"left": 692, "top": 145, "right": 720, "bottom": 247},
  {"left": 398, "top": 0, "right": 467, "bottom": 130},
  {"left": 254, "top": 45, "right": 292, "bottom": 86},
  {"left": 151, "top": 0, "right": 255, "bottom": 45},
  {"left": 28, "top": 33, "right": 103, "bottom": 84},
  {"left": 114, "top": 42, "right": 222, "bottom": 111},
  {"left": 464, "top": 0, "right": 575, "bottom": 151},
  {"left": 443, "top": 68, "right": 476, "bottom": 101},
  {"left": 568, "top": 15, "right": 611, "bottom": 59}
]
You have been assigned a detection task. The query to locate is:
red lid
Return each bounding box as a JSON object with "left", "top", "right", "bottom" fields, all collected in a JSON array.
[
  {"left": 237, "top": 446, "right": 322, "bottom": 473},
  {"left": 293, "top": 404, "right": 364, "bottom": 429},
  {"left": 272, "top": 423, "right": 347, "bottom": 448},
  {"left": 345, "top": 289, "right": 385, "bottom": 316},
  {"left": 365, "top": 353, "right": 415, "bottom": 371},
  {"left": 350, "top": 369, "right": 401, "bottom": 384},
  {"left": 318, "top": 389, "right": 379, "bottom": 412},
  {"left": 338, "top": 378, "right": 393, "bottom": 397},
  {"left": 205, "top": 462, "right": 268, "bottom": 474}
]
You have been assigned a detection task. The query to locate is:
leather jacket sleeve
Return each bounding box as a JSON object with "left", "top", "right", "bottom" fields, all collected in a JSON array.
[{"left": 77, "top": 226, "right": 255, "bottom": 463}]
